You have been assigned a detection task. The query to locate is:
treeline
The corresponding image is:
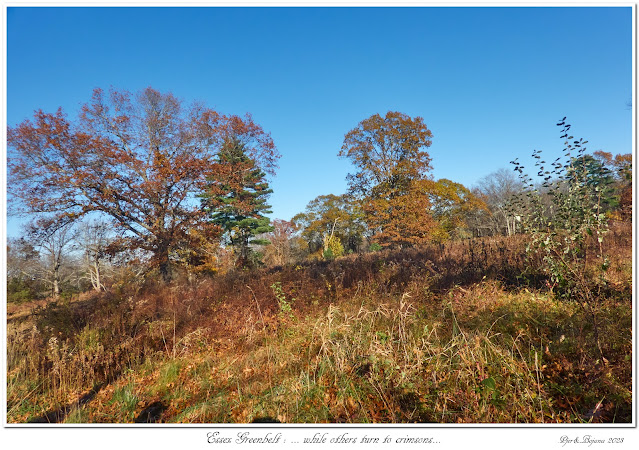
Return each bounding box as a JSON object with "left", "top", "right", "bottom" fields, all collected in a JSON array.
[{"left": 6, "top": 88, "right": 632, "bottom": 302}]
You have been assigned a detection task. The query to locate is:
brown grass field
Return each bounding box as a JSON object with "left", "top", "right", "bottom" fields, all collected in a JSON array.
[{"left": 6, "top": 222, "right": 632, "bottom": 423}]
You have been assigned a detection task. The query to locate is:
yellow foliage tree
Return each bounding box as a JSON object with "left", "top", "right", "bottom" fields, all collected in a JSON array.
[{"left": 323, "top": 234, "right": 344, "bottom": 260}]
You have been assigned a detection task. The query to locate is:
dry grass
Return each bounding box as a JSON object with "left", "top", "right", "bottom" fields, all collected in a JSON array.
[{"left": 6, "top": 223, "right": 632, "bottom": 423}]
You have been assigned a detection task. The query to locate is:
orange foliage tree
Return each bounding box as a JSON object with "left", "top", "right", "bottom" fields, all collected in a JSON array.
[
  {"left": 8, "top": 87, "right": 279, "bottom": 280},
  {"left": 338, "top": 111, "right": 435, "bottom": 248}
]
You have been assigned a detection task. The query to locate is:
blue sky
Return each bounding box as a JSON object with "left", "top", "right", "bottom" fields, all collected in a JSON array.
[{"left": 5, "top": 6, "right": 633, "bottom": 237}]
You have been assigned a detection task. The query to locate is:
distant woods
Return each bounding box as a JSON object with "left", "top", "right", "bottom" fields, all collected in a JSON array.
[{"left": 7, "top": 88, "right": 632, "bottom": 300}]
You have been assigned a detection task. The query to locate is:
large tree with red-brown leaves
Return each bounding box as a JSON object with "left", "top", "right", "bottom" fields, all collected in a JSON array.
[
  {"left": 8, "top": 87, "right": 279, "bottom": 280},
  {"left": 338, "top": 111, "right": 435, "bottom": 248}
]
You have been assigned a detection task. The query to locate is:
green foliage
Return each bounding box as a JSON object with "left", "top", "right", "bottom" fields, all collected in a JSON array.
[
  {"left": 201, "top": 137, "right": 274, "bottom": 269},
  {"left": 110, "top": 383, "right": 139, "bottom": 420},
  {"left": 271, "top": 282, "right": 295, "bottom": 319},
  {"left": 368, "top": 242, "right": 383, "bottom": 252},
  {"left": 510, "top": 118, "right": 610, "bottom": 301},
  {"left": 64, "top": 406, "right": 90, "bottom": 423},
  {"left": 7, "top": 277, "right": 41, "bottom": 303},
  {"left": 591, "top": 151, "right": 633, "bottom": 222},
  {"left": 510, "top": 118, "right": 615, "bottom": 356},
  {"left": 569, "top": 155, "right": 617, "bottom": 212},
  {"left": 322, "top": 247, "right": 334, "bottom": 261}
]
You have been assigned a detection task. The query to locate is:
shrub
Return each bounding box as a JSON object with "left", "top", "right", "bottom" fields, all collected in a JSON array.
[{"left": 510, "top": 118, "right": 613, "bottom": 356}]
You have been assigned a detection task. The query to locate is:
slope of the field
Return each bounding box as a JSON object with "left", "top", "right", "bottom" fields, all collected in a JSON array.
[{"left": 7, "top": 224, "right": 632, "bottom": 423}]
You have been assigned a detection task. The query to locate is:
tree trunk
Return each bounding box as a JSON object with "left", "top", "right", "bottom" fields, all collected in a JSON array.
[
  {"left": 87, "top": 252, "right": 103, "bottom": 291},
  {"left": 157, "top": 242, "right": 171, "bottom": 282},
  {"left": 52, "top": 262, "right": 60, "bottom": 298},
  {"left": 92, "top": 259, "right": 103, "bottom": 291},
  {"left": 159, "top": 260, "right": 171, "bottom": 282}
]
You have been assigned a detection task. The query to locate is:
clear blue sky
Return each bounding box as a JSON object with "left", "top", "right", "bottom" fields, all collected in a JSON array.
[{"left": 5, "top": 6, "right": 633, "bottom": 237}]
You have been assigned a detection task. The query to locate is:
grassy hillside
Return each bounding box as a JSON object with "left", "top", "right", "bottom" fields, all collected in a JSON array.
[{"left": 7, "top": 223, "right": 632, "bottom": 423}]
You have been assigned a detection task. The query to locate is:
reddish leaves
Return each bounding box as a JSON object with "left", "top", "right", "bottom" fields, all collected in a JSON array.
[
  {"left": 8, "top": 87, "right": 280, "bottom": 279},
  {"left": 339, "top": 111, "right": 435, "bottom": 248}
]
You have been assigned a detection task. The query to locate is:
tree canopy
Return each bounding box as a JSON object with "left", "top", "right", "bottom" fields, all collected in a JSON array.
[
  {"left": 201, "top": 137, "right": 274, "bottom": 268},
  {"left": 292, "top": 194, "right": 366, "bottom": 255},
  {"left": 8, "top": 87, "right": 279, "bottom": 279},
  {"left": 339, "top": 111, "right": 433, "bottom": 198},
  {"left": 339, "top": 111, "right": 435, "bottom": 248},
  {"left": 426, "top": 178, "right": 487, "bottom": 241}
]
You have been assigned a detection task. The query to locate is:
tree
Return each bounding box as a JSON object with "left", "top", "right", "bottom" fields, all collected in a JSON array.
[
  {"left": 322, "top": 234, "right": 344, "bottom": 260},
  {"left": 292, "top": 194, "right": 366, "bottom": 256},
  {"left": 593, "top": 150, "right": 632, "bottom": 221},
  {"left": 8, "top": 87, "right": 279, "bottom": 281},
  {"left": 426, "top": 178, "right": 487, "bottom": 241},
  {"left": 339, "top": 111, "right": 433, "bottom": 198},
  {"left": 200, "top": 137, "right": 274, "bottom": 268},
  {"left": 363, "top": 180, "right": 437, "bottom": 248},
  {"left": 77, "top": 220, "right": 112, "bottom": 292},
  {"left": 510, "top": 118, "right": 613, "bottom": 355},
  {"left": 7, "top": 237, "right": 40, "bottom": 281},
  {"left": 24, "top": 218, "right": 77, "bottom": 298},
  {"left": 472, "top": 169, "right": 524, "bottom": 237},
  {"left": 7, "top": 237, "right": 44, "bottom": 303},
  {"left": 569, "top": 154, "right": 617, "bottom": 212},
  {"left": 338, "top": 111, "right": 435, "bottom": 248},
  {"left": 262, "top": 219, "right": 298, "bottom": 267}
]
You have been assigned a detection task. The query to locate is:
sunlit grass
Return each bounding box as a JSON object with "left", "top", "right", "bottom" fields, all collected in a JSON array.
[{"left": 6, "top": 229, "right": 632, "bottom": 423}]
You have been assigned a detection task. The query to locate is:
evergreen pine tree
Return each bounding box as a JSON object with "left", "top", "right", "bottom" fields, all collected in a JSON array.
[{"left": 201, "top": 137, "right": 274, "bottom": 268}]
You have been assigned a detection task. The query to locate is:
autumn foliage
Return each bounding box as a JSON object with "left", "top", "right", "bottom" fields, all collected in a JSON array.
[
  {"left": 338, "top": 111, "right": 435, "bottom": 248},
  {"left": 8, "top": 87, "right": 279, "bottom": 279},
  {"left": 6, "top": 101, "right": 633, "bottom": 425},
  {"left": 6, "top": 222, "right": 632, "bottom": 423},
  {"left": 292, "top": 194, "right": 366, "bottom": 256},
  {"left": 337, "top": 111, "right": 488, "bottom": 248}
]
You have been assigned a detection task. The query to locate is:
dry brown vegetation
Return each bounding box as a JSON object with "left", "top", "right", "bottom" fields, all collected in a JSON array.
[{"left": 7, "top": 222, "right": 632, "bottom": 423}]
